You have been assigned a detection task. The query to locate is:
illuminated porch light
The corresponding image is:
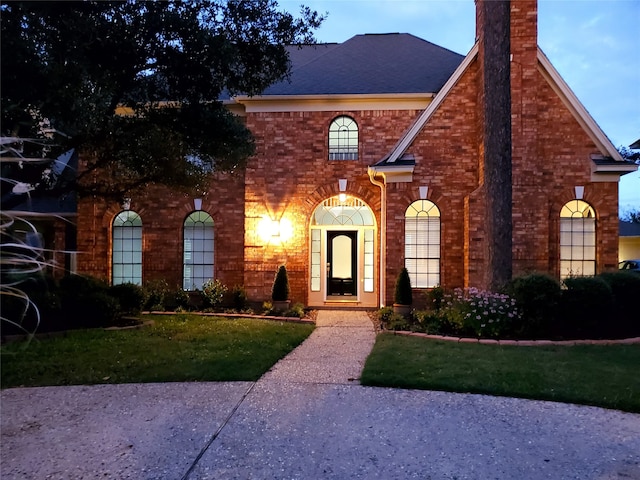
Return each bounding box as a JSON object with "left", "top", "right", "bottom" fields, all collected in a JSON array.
[
  {"left": 257, "top": 216, "right": 294, "bottom": 243},
  {"left": 270, "top": 220, "right": 280, "bottom": 237}
]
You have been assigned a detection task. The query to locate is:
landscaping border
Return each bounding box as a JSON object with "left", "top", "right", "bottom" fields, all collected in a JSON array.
[
  {"left": 143, "top": 311, "right": 315, "bottom": 325},
  {"left": 388, "top": 330, "right": 640, "bottom": 346}
]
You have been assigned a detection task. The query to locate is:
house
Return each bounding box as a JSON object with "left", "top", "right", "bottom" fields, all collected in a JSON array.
[
  {"left": 1, "top": 143, "right": 78, "bottom": 276},
  {"left": 619, "top": 221, "right": 640, "bottom": 262},
  {"left": 75, "top": 0, "right": 637, "bottom": 308}
]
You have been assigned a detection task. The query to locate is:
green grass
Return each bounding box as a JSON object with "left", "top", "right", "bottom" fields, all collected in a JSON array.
[
  {"left": 1, "top": 314, "right": 314, "bottom": 388},
  {"left": 361, "top": 333, "right": 640, "bottom": 413}
]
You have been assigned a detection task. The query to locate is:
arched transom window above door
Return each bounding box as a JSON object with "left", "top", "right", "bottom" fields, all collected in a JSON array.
[
  {"left": 311, "top": 196, "right": 375, "bottom": 226},
  {"left": 328, "top": 116, "right": 358, "bottom": 161}
]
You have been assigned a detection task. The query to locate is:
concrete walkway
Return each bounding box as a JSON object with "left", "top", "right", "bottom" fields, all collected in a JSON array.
[
  {"left": 259, "top": 310, "right": 376, "bottom": 384},
  {"left": 2, "top": 311, "right": 640, "bottom": 480}
]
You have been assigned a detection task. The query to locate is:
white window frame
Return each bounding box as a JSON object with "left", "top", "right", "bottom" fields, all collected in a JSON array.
[
  {"left": 328, "top": 116, "right": 358, "bottom": 161},
  {"left": 560, "top": 199, "right": 596, "bottom": 279},
  {"left": 183, "top": 211, "right": 214, "bottom": 291},
  {"left": 405, "top": 200, "right": 441, "bottom": 288},
  {"left": 112, "top": 210, "right": 142, "bottom": 285}
]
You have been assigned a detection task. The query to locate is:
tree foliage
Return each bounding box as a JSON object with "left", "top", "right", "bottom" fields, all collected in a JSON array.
[{"left": 1, "top": 0, "right": 324, "bottom": 200}]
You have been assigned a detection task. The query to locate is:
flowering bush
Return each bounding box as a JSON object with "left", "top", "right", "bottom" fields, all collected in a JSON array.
[
  {"left": 201, "top": 279, "right": 228, "bottom": 309},
  {"left": 441, "top": 287, "right": 521, "bottom": 338}
]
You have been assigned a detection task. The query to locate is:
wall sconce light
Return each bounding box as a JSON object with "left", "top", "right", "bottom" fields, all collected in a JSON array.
[
  {"left": 574, "top": 186, "right": 584, "bottom": 200},
  {"left": 121, "top": 197, "right": 131, "bottom": 210},
  {"left": 194, "top": 198, "right": 203, "bottom": 210},
  {"left": 419, "top": 186, "right": 429, "bottom": 200},
  {"left": 338, "top": 178, "right": 347, "bottom": 203},
  {"left": 270, "top": 220, "right": 281, "bottom": 237},
  {"left": 258, "top": 215, "right": 293, "bottom": 243}
]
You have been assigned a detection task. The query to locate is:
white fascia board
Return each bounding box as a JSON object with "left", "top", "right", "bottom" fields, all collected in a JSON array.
[
  {"left": 591, "top": 163, "right": 638, "bottom": 182},
  {"left": 231, "top": 93, "right": 434, "bottom": 113},
  {"left": 537, "top": 49, "right": 623, "bottom": 161},
  {"left": 383, "top": 43, "right": 479, "bottom": 164}
]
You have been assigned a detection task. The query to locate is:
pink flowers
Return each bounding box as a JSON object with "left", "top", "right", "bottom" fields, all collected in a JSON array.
[{"left": 441, "top": 287, "right": 522, "bottom": 338}]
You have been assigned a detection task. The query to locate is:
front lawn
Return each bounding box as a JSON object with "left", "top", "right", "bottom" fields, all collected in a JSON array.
[
  {"left": 361, "top": 333, "right": 640, "bottom": 413},
  {"left": 1, "top": 314, "right": 314, "bottom": 388}
]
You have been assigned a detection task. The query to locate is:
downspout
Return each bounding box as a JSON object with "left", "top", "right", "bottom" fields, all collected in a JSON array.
[{"left": 368, "top": 168, "right": 386, "bottom": 307}]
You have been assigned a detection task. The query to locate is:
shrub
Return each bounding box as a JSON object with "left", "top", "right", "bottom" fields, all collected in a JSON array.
[
  {"left": 1, "top": 274, "right": 65, "bottom": 334},
  {"left": 108, "top": 282, "right": 145, "bottom": 316},
  {"left": 65, "top": 291, "right": 121, "bottom": 328},
  {"left": 283, "top": 302, "right": 306, "bottom": 318},
  {"left": 59, "top": 274, "right": 109, "bottom": 297},
  {"left": 202, "top": 279, "right": 228, "bottom": 309},
  {"left": 231, "top": 285, "right": 248, "bottom": 310},
  {"left": 272, "top": 266, "right": 290, "bottom": 302},
  {"left": 83, "top": 292, "right": 121, "bottom": 327},
  {"left": 143, "top": 279, "right": 170, "bottom": 311},
  {"left": 425, "top": 285, "right": 444, "bottom": 312},
  {"left": 377, "top": 307, "right": 412, "bottom": 331},
  {"left": 59, "top": 275, "right": 112, "bottom": 329},
  {"left": 412, "top": 310, "right": 449, "bottom": 334},
  {"left": 168, "top": 286, "right": 191, "bottom": 311},
  {"left": 597, "top": 271, "right": 640, "bottom": 337},
  {"left": 561, "top": 276, "right": 613, "bottom": 338},
  {"left": 394, "top": 267, "right": 413, "bottom": 305},
  {"left": 440, "top": 288, "right": 521, "bottom": 339},
  {"left": 504, "top": 273, "right": 562, "bottom": 338}
]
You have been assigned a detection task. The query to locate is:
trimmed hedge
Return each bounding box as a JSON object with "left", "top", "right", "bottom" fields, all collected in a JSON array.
[{"left": 504, "top": 273, "right": 562, "bottom": 339}]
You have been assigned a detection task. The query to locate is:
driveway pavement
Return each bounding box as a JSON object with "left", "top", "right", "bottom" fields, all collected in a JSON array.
[{"left": 2, "top": 311, "right": 639, "bottom": 479}]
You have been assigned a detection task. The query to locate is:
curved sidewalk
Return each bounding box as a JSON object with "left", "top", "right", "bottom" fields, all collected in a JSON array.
[{"left": 2, "top": 311, "right": 639, "bottom": 480}]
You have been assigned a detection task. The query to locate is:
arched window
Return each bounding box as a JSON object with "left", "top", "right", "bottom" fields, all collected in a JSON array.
[
  {"left": 112, "top": 210, "right": 142, "bottom": 285},
  {"left": 329, "top": 116, "right": 358, "bottom": 160},
  {"left": 560, "top": 199, "right": 596, "bottom": 279},
  {"left": 405, "top": 200, "right": 441, "bottom": 288},
  {"left": 183, "top": 211, "right": 214, "bottom": 290}
]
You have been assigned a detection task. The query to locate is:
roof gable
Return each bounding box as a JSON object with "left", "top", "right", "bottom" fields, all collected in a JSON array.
[{"left": 372, "top": 44, "right": 633, "bottom": 178}]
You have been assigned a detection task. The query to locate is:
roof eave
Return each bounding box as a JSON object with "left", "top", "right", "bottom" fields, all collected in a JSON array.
[{"left": 233, "top": 93, "right": 436, "bottom": 103}]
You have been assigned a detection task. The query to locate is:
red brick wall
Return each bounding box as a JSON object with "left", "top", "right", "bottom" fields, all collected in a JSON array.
[
  {"left": 76, "top": 170, "right": 246, "bottom": 290},
  {"left": 244, "top": 109, "right": 416, "bottom": 304}
]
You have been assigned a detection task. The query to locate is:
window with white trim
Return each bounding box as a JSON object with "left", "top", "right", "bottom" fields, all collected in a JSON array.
[
  {"left": 328, "top": 116, "right": 358, "bottom": 160},
  {"left": 405, "top": 200, "right": 440, "bottom": 288},
  {"left": 183, "top": 211, "right": 214, "bottom": 290},
  {"left": 112, "top": 210, "right": 142, "bottom": 285},
  {"left": 560, "top": 199, "right": 596, "bottom": 279}
]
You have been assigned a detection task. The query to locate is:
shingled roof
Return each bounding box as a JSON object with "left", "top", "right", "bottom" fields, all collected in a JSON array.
[{"left": 261, "top": 33, "right": 464, "bottom": 96}]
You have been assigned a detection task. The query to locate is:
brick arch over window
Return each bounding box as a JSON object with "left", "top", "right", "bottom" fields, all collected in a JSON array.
[
  {"left": 405, "top": 200, "right": 441, "bottom": 288},
  {"left": 559, "top": 199, "right": 596, "bottom": 279},
  {"left": 328, "top": 115, "right": 358, "bottom": 160},
  {"left": 183, "top": 210, "right": 214, "bottom": 291},
  {"left": 112, "top": 210, "right": 142, "bottom": 285}
]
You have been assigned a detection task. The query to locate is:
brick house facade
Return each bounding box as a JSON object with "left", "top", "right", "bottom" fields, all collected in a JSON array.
[{"left": 75, "top": 0, "right": 636, "bottom": 308}]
